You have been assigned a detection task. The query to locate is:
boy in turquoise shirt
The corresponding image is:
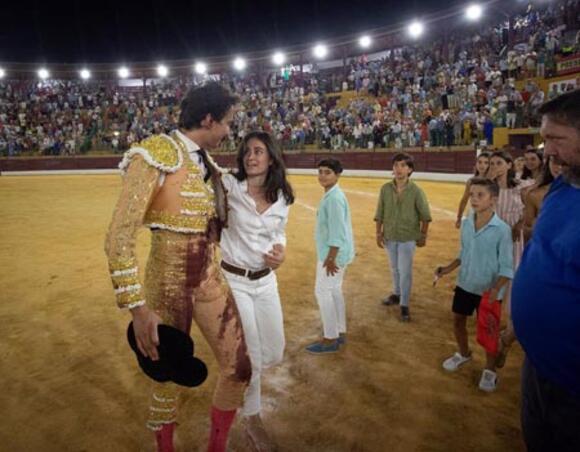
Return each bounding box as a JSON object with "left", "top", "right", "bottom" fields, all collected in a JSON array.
[
  {"left": 435, "top": 178, "right": 513, "bottom": 392},
  {"left": 306, "top": 158, "right": 355, "bottom": 354}
]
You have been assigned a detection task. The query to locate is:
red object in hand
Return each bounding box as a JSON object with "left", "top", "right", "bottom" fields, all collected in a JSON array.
[{"left": 477, "top": 291, "right": 502, "bottom": 355}]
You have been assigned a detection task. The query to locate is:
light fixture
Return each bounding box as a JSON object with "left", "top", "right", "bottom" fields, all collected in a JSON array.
[
  {"left": 408, "top": 21, "right": 424, "bottom": 39},
  {"left": 118, "top": 66, "right": 130, "bottom": 79},
  {"left": 79, "top": 68, "right": 91, "bottom": 80},
  {"left": 157, "top": 64, "right": 169, "bottom": 78},
  {"left": 38, "top": 68, "right": 49, "bottom": 80},
  {"left": 313, "top": 44, "right": 328, "bottom": 59},
  {"left": 272, "top": 52, "right": 286, "bottom": 66},
  {"left": 233, "top": 57, "right": 246, "bottom": 71},
  {"left": 359, "top": 36, "right": 372, "bottom": 48},
  {"left": 0, "top": 68, "right": 5, "bottom": 79},
  {"left": 466, "top": 4, "right": 483, "bottom": 21},
  {"left": 194, "top": 62, "right": 207, "bottom": 75}
]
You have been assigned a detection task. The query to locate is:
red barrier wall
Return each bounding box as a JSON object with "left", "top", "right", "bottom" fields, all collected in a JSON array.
[{"left": 1, "top": 150, "right": 477, "bottom": 174}]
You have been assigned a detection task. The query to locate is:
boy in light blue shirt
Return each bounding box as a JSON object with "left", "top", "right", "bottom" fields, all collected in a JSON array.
[
  {"left": 306, "top": 158, "right": 355, "bottom": 355},
  {"left": 435, "top": 178, "right": 513, "bottom": 392}
]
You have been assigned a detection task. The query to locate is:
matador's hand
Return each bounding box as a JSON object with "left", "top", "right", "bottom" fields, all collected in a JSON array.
[{"left": 131, "top": 305, "right": 162, "bottom": 361}]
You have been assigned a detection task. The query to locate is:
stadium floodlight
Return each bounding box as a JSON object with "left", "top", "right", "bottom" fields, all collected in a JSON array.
[
  {"left": 313, "top": 44, "right": 328, "bottom": 59},
  {"left": 272, "top": 52, "right": 285, "bottom": 66},
  {"left": 38, "top": 68, "right": 49, "bottom": 80},
  {"left": 194, "top": 62, "right": 207, "bottom": 75},
  {"left": 157, "top": 64, "right": 169, "bottom": 78},
  {"left": 359, "top": 35, "right": 372, "bottom": 48},
  {"left": 0, "top": 68, "right": 5, "bottom": 79},
  {"left": 466, "top": 4, "right": 483, "bottom": 21},
  {"left": 118, "top": 66, "right": 130, "bottom": 79},
  {"left": 233, "top": 57, "right": 246, "bottom": 71},
  {"left": 79, "top": 68, "right": 91, "bottom": 80},
  {"left": 408, "top": 21, "right": 424, "bottom": 39}
]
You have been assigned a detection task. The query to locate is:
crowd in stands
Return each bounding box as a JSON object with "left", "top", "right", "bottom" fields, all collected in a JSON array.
[{"left": 1, "top": 0, "right": 579, "bottom": 156}]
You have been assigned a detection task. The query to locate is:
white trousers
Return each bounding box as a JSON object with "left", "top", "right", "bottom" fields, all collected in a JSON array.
[
  {"left": 314, "top": 260, "right": 347, "bottom": 340},
  {"left": 224, "top": 271, "right": 285, "bottom": 416}
]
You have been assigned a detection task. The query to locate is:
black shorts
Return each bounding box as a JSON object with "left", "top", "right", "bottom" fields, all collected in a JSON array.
[{"left": 452, "top": 286, "right": 482, "bottom": 316}]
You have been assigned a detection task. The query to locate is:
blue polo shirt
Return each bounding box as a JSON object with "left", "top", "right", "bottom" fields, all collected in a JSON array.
[
  {"left": 512, "top": 177, "right": 580, "bottom": 395},
  {"left": 457, "top": 212, "right": 514, "bottom": 297},
  {"left": 315, "top": 184, "right": 355, "bottom": 267}
]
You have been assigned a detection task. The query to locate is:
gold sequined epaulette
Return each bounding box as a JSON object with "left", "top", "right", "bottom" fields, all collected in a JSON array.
[{"left": 119, "top": 134, "right": 183, "bottom": 174}]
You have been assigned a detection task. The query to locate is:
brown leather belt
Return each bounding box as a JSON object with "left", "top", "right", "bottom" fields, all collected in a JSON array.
[{"left": 220, "top": 261, "right": 271, "bottom": 280}]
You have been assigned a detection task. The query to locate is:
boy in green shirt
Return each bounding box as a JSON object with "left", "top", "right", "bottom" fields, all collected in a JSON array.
[{"left": 374, "top": 153, "right": 432, "bottom": 321}]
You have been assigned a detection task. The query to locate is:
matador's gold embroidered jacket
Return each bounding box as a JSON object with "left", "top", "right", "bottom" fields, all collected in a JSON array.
[{"left": 104, "top": 132, "right": 228, "bottom": 309}]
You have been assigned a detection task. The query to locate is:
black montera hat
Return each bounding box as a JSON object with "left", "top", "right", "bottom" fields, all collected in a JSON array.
[{"left": 127, "top": 322, "right": 207, "bottom": 388}]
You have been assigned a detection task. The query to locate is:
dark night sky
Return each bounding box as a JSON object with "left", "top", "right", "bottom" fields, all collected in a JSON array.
[{"left": 1, "top": 0, "right": 486, "bottom": 63}]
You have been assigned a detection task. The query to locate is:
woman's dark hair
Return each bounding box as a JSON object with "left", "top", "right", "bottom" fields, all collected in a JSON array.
[
  {"left": 521, "top": 148, "right": 544, "bottom": 180},
  {"left": 317, "top": 158, "right": 343, "bottom": 174},
  {"left": 491, "top": 150, "right": 519, "bottom": 188},
  {"left": 178, "top": 82, "right": 239, "bottom": 130},
  {"left": 473, "top": 151, "right": 491, "bottom": 176},
  {"left": 235, "top": 131, "right": 294, "bottom": 205},
  {"left": 470, "top": 177, "right": 500, "bottom": 197},
  {"left": 538, "top": 155, "right": 556, "bottom": 188},
  {"left": 392, "top": 152, "right": 415, "bottom": 174}
]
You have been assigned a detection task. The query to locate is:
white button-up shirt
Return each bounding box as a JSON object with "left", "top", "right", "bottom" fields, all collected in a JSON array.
[
  {"left": 221, "top": 173, "right": 289, "bottom": 271},
  {"left": 174, "top": 130, "right": 206, "bottom": 178}
]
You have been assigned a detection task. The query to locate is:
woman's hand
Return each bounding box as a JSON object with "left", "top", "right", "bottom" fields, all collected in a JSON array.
[{"left": 264, "top": 244, "right": 285, "bottom": 269}]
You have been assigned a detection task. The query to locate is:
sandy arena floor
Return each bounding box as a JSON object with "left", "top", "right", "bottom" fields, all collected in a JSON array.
[{"left": 0, "top": 174, "right": 525, "bottom": 451}]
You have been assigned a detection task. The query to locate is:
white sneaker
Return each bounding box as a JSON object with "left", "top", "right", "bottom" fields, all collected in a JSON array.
[
  {"left": 479, "top": 369, "right": 498, "bottom": 392},
  {"left": 442, "top": 352, "right": 472, "bottom": 372}
]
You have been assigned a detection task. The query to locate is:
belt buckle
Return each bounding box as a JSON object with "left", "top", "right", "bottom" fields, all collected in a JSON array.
[{"left": 244, "top": 268, "right": 250, "bottom": 278}]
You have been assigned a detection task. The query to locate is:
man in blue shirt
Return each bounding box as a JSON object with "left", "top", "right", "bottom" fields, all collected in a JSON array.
[
  {"left": 435, "top": 178, "right": 513, "bottom": 392},
  {"left": 512, "top": 89, "right": 580, "bottom": 451}
]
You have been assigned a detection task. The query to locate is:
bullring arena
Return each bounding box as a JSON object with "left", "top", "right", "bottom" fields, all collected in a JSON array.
[
  {"left": 0, "top": 153, "right": 524, "bottom": 451},
  {"left": 2, "top": 0, "right": 579, "bottom": 449}
]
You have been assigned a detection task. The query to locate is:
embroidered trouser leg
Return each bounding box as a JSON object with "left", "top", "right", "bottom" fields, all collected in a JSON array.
[{"left": 145, "top": 230, "right": 251, "bottom": 430}]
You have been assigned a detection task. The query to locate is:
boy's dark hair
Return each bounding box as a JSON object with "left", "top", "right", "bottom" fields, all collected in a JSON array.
[
  {"left": 538, "top": 89, "right": 580, "bottom": 131},
  {"left": 521, "top": 148, "right": 544, "bottom": 180},
  {"left": 491, "top": 150, "right": 519, "bottom": 188},
  {"left": 235, "top": 131, "right": 295, "bottom": 205},
  {"left": 392, "top": 152, "right": 415, "bottom": 174},
  {"left": 178, "top": 82, "right": 239, "bottom": 130},
  {"left": 470, "top": 177, "right": 500, "bottom": 197},
  {"left": 317, "top": 158, "right": 343, "bottom": 174}
]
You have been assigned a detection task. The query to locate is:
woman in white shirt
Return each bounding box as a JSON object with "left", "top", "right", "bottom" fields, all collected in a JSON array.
[{"left": 221, "top": 131, "right": 294, "bottom": 451}]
